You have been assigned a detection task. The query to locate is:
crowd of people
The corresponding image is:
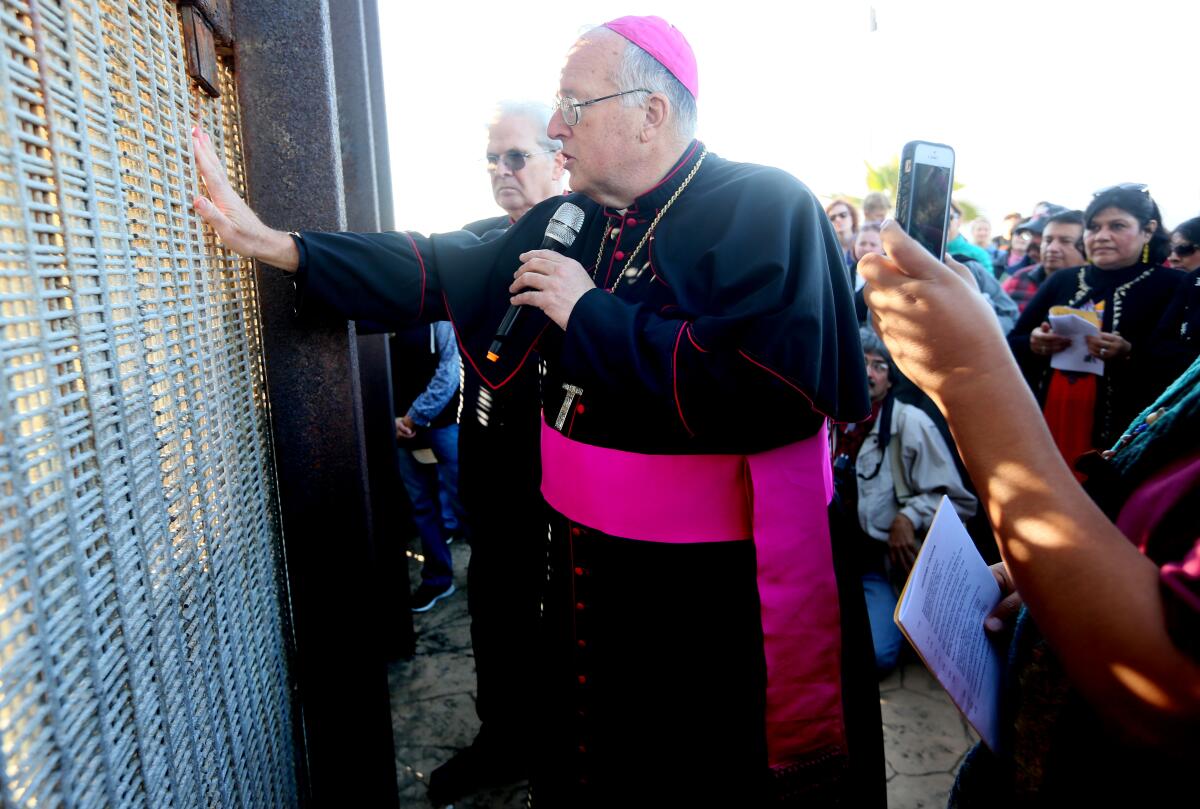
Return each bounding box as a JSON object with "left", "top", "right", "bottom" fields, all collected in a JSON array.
[{"left": 190, "top": 13, "right": 1199, "bottom": 807}]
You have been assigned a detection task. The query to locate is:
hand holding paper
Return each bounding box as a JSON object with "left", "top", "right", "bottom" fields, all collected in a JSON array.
[
  {"left": 895, "top": 496, "right": 1003, "bottom": 751},
  {"left": 1047, "top": 306, "right": 1104, "bottom": 376}
]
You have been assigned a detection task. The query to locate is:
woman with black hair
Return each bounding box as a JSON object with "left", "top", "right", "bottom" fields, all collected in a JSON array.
[
  {"left": 1006, "top": 184, "right": 1184, "bottom": 474},
  {"left": 1147, "top": 215, "right": 1200, "bottom": 389}
]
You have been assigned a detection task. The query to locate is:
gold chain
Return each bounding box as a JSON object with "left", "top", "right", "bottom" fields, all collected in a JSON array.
[
  {"left": 590, "top": 221, "right": 613, "bottom": 282},
  {"left": 590, "top": 148, "right": 708, "bottom": 293}
]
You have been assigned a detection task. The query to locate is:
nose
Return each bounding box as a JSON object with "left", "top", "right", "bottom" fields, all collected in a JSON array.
[
  {"left": 547, "top": 111, "right": 570, "bottom": 142},
  {"left": 492, "top": 158, "right": 513, "bottom": 178}
]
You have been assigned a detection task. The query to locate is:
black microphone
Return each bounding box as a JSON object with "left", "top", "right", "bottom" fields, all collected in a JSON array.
[{"left": 487, "top": 202, "right": 585, "bottom": 362}]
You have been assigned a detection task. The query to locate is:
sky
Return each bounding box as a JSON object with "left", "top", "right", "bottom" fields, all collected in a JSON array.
[{"left": 377, "top": 0, "right": 1200, "bottom": 235}]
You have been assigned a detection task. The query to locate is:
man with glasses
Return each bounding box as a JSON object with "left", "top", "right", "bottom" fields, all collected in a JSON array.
[
  {"left": 428, "top": 102, "right": 566, "bottom": 805},
  {"left": 467, "top": 101, "right": 566, "bottom": 233},
  {"left": 1003, "top": 209, "right": 1087, "bottom": 313},
  {"left": 193, "top": 14, "right": 881, "bottom": 806},
  {"left": 831, "top": 329, "right": 976, "bottom": 677}
]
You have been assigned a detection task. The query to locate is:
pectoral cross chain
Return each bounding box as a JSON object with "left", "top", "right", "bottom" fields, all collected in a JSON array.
[{"left": 555, "top": 384, "right": 584, "bottom": 430}]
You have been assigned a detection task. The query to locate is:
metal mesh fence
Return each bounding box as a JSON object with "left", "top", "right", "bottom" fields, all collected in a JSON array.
[{"left": 0, "top": 1, "right": 294, "bottom": 806}]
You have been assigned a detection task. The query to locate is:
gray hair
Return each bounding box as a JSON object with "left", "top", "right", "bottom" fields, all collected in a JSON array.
[
  {"left": 859, "top": 326, "right": 890, "bottom": 364},
  {"left": 605, "top": 34, "right": 698, "bottom": 141},
  {"left": 489, "top": 101, "right": 562, "bottom": 152}
]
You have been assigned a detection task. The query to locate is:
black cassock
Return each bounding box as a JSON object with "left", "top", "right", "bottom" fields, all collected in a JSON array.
[{"left": 295, "top": 142, "right": 882, "bottom": 807}]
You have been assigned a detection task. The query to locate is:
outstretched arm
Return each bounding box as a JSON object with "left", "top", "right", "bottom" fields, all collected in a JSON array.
[
  {"left": 859, "top": 220, "right": 1200, "bottom": 749},
  {"left": 191, "top": 127, "right": 299, "bottom": 271}
]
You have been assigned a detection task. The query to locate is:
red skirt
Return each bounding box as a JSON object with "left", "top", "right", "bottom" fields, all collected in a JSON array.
[{"left": 1043, "top": 370, "right": 1098, "bottom": 481}]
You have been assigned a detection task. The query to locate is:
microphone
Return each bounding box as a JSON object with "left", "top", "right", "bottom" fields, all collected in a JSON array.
[{"left": 487, "top": 202, "right": 585, "bottom": 362}]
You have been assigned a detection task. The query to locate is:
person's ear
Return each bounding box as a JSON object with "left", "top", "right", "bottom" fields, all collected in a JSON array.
[
  {"left": 1145, "top": 219, "right": 1159, "bottom": 236},
  {"left": 641, "top": 93, "right": 668, "bottom": 142},
  {"left": 551, "top": 150, "right": 566, "bottom": 181}
]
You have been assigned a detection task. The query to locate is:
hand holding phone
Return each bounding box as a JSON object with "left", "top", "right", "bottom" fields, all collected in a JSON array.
[{"left": 894, "top": 141, "right": 956, "bottom": 260}]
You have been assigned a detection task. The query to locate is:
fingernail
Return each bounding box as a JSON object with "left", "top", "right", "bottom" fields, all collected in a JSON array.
[{"left": 985, "top": 617, "right": 1002, "bottom": 632}]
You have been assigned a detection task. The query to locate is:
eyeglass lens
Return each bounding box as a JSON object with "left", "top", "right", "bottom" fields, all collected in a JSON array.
[
  {"left": 487, "top": 151, "right": 528, "bottom": 172},
  {"left": 1172, "top": 243, "right": 1197, "bottom": 258},
  {"left": 556, "top": 97, "right": 578, "bottom": 126}
]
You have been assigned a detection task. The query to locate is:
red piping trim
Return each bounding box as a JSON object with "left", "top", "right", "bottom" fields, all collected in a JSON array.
[
  {"left": 404, "top": 232, "right": 426, "bottom": 322},
  {"left": 672, "top": 322, "right": 696, "bottom": 437},
  {"left": 442, "top": 289, "right": 547, "bottom": 391},
  {"left": 736, "top": 348, "right": 839, "bottom": 422},
  {"left": 686, "top": 324, "right": 708, "bottom": 353},
  {"left": 642, "top": 141, "right": 700, "bottom": 195}
]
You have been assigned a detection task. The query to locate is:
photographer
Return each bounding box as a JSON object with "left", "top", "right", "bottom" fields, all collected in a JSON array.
[{"left": 860, "top": 220, "right": 1200, "bottom": 806}]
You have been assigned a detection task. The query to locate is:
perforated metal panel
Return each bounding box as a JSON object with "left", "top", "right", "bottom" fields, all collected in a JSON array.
[{"left": 0, "top": 1, "right": 294, "bottom": 807}]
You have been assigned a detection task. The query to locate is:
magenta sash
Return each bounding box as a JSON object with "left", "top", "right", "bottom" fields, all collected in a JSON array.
[{"left": 540, "top": 421, "right": 847, "bottom": 769}]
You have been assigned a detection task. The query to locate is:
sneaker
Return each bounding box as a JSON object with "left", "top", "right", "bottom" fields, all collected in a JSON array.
[
  {"left": 426, "top": 742, "right": 527, "bottom": 806},
  {"left": 411, "top": 582, "right": 455, "bottom": 613}
]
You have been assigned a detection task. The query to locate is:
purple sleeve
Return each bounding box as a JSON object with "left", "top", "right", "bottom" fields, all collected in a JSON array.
[{"left": 1161, "top": 538, "right": 1200, "bottom": 663}]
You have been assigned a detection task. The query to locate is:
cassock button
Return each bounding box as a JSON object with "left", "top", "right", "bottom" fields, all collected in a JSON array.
[
  {"left": 571, "top": 526, "right": 582, "bottom": 537},
  {"left": 575, "top": 403, "right": 585, "bottom": 415},
  {"left": 578, "top": 745, "right": 587, "bottom": 754},
  {"left": 626, "top": 217, "right": 637, "bottom": 226},
  {"left": 575, "top": 602, "right": 585, "bottom": 611},
  {"left": 574, "top": 566, "right": 584, "bottom": 576},
  {"left": 577, "top": 674, "right": 587, "bottom": 685},
  {"left": 577, "top": 639, "right": 587, "bottom": 648},
  {"left": 614, "top": 250, "right": 625, "bottom": 261}
]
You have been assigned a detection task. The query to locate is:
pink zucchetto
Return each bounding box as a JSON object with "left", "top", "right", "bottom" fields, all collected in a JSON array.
[{"left": 602, "top": 15, "right": 698, "bottom": 100}]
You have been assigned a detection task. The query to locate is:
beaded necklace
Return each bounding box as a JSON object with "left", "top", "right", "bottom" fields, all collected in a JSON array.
[
  {"left": 1066, "top": 263, "right": 1157, "bottom": 444},
  {"left": 1067, "top": 264, "right": 1154, "bottom": 333},
  {"left": 590, "top": 149, "right": 708, "bottom": 293}
]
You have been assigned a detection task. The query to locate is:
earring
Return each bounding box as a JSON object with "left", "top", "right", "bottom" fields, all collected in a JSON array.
[{"left": 1142, "top": 242, "right": 1150, "bottom": 264}]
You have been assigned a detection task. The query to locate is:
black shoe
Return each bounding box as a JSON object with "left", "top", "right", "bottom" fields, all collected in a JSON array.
[
  {"left": 410, "top": 582, "right": 455, "bottom": 613},
  {"left": 426, "top": 743, "right": 527, "bottom": 806}
]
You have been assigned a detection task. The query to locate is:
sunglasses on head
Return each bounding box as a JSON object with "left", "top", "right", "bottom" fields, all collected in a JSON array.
[
  {"left": 486, "top": 149, "right": 556, "bottom": 172},
  {"left": 1093, "top": 182, "right": 1149, "bottom": 197},
  {"left": 1171, "top": 243, "right": 1198, "bottom": 258}
]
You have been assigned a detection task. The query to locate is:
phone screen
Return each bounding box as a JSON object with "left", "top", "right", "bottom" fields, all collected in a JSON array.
[{"left": 910, "top": 161, "right": 953, "bottom": 258}]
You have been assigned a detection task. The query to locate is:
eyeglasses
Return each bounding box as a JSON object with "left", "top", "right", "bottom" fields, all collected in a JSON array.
[
  {"left": 1171, "top": 243, "right": 1198, "bottom": 258},
  {"left": 486, "top": 149, "right": 557, "bottom": 172},
  {"left": 866, "top": 360, "right": 890, "bottom": 373},
  {"left": 1093, "top": 183, "right": 1149, "bottom": 197},
  {"left": 553, "top": 89, "right": 650, "bottom": 127}
]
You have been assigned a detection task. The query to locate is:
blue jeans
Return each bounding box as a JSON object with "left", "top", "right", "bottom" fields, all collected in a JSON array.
[
  {"left": 862, "top": 570, "right": 903, "bottom": 675},
  {"left": 397, "top": 424, "right": 464, "bottom": 588}
]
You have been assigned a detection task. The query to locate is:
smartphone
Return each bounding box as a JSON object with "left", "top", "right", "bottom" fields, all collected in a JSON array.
[{"left": 894, "top": 141, "right": 956, "bottom": 259}]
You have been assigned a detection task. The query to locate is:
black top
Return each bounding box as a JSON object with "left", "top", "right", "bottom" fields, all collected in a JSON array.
[
  {"left": 1147, "top": 268, "right": 1200, "bottom": 390},
  {"left": 295, "top": 141, "right": 869, "bottom": 455},
  {"left": 461, "top": 214, "right": 511, "bottom": 239},
  {"left": 1007, "top": 263, "right": 1184, "bottom": 447}
]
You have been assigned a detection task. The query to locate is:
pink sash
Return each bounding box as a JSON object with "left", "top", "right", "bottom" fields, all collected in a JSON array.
[{"left": 540, "top": 421, "right": 847, "bottom": 769}]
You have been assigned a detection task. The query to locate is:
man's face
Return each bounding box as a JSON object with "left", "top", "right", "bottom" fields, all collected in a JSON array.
[
  {"left": 865, "top": 352, "right": 892, "bottom": 403},
  {"left": 547, "top": 32, "right": 643, "bottom": 204},
  {"left": 487, "top": 116, "right": 564, "bottom": 219},
  {"left": 1027, "top": 233, "right": 1042, "bottom": 262},
  {"left": 1040, "top": 221, "right": 1085, "bottom": 272},
  {"left": 853, "top": 229, "right": 883, "bottom": 261},
  {"left": 828, "top": 203, "right": 854, "bottom": 238}
]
